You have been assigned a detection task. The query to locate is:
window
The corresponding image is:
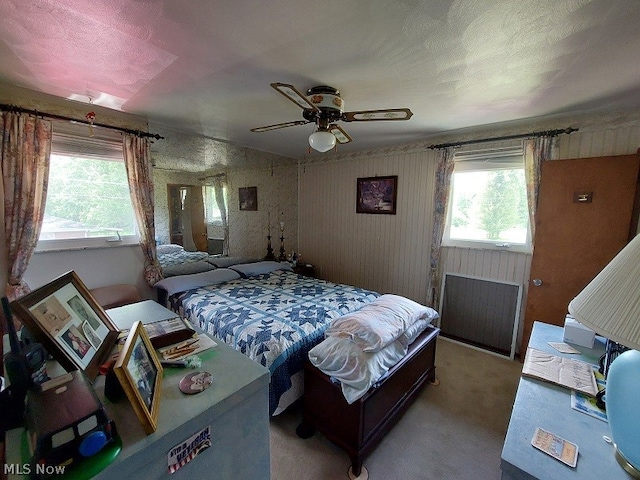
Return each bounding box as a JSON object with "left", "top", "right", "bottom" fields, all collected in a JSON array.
[
  {"left": 443, "top": 147, "right": 531, "bottom": 252},
  {"left": 204, "top": 185, "right": 225, "bottom": 224},
  {"left": 37, "top": 123, "right": 139, "bottom": 251}
]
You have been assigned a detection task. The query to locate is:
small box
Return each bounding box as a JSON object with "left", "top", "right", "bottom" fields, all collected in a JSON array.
[
  {"left": 143, "top": 316, "right": 195, "bottom": 349},
  {"left": 563, "top": 316, "right": 595, "bottom": 348}
]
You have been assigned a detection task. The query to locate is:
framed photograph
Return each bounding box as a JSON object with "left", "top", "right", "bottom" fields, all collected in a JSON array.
[
  {"left": 239, "top": 186, "right": 258, "bottom": 211},
  {"left": 114, "top": 321, "right": 163, "bottom": 435},
  {"left": 356, "top": 175, "right": 398, "bottom": 214},
  {"left": 10, "top": 271, "right": 119, "bottom": 380}
]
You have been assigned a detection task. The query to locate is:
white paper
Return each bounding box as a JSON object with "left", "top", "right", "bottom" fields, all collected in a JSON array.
[
  {"left": 548, "top": 342, "right": 580, "bottom": 354},
  {"left": 522, "top": 348, "right": 598, "bottom": 396}
]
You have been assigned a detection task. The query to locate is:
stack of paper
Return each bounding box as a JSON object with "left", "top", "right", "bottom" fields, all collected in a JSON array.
[{"left": 522, "top": 348, "right": 598, "bottom": 396}]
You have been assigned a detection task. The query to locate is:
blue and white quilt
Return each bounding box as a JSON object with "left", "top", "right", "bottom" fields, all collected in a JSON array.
[{"left": 172, "top": 270, "right": 379, "bottom": 414}]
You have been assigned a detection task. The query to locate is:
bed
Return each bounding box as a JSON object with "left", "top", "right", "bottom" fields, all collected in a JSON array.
[
  {"left": 154, "top": 262, "right": 381, "bottom": 415},
  {"left": 156, "top": 243, "right": 256, "bottom": 278},
  {"left": 299, "top": 325, "right": 440, "bottom": 477},
  {"left": 293, "top": 293, "right": 440, "bottom": 476},
  {"left": 156, "top": 244, "right": 215, "bottom": 277}
]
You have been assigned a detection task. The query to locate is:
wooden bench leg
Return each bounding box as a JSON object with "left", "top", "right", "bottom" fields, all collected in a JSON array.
[
  {"left": 295, "top": 422, "right": 315, "bottom": 439},
  {"left": 348, "top": 464, "right": 369, "bottom": 479}
]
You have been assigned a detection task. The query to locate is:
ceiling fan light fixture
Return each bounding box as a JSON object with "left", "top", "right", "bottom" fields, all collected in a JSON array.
[
  {"left": 252, "top": 82, "right": 413, "bottom": 151},
  {"left": 308, "top": 130, "right": 336, "bottom": 152}
]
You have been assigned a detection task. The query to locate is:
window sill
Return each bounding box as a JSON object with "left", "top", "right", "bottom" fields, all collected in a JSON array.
[
  {"left": 442, "top": 243, "right": 532, "bottom": 254},
  {"left": 35, "top": 241, "right": 140, "bottom": 254}
]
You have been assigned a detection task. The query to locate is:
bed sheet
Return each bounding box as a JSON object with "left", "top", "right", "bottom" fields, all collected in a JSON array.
[
  {"left": 158, "top": 248, "right": 210, "bottom": 267},
  {"left": 170, "top": 270, "right": 379, "bottom": 414}
]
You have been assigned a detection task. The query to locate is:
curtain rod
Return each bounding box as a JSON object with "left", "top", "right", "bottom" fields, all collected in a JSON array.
[
  {"left": 0, "top": 103, "right": 164, "bottom": 140},
  {"left": 199, "top": 173, "right": 227, "bottom": 180},
  {"left": 427, "top": 127, "right": 578, "bottom": 150}
]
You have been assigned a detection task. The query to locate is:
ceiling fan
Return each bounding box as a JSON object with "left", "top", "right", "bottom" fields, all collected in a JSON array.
[{"left": 251, "top": 83, "right": 413, "bottom": 152}]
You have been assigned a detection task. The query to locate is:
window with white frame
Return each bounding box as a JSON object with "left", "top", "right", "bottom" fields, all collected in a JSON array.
[
  {"left": 443, "top": 147, "right": 531, "bottom": 252},
  {"left": 37, "top": 123, "right": 139, "bottom": 251},
  {"left": 204, "top": 185, "right": 226, "bottom": 224}
]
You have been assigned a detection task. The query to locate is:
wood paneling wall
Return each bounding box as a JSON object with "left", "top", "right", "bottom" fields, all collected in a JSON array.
[
  {"left": 299, "top": 151, "right": 437, "bottom": 304},
  {"left": 558, "top": 123, "right": 640, "bottom": 159},
  {"left": 298, "top": 113, "right": 640, "bottom": 351}
]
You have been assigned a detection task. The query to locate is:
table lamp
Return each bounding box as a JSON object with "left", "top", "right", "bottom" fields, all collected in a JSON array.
[{"left": 568, "top": 233, "right": 640, "bottom": 478}]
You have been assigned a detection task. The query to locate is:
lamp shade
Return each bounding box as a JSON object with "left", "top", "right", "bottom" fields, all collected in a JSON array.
[
  {"left": 308, "top": 131, "right": 336, "bottom": 152},
  {"left": 568, "top": 233, "right": 640, "bottom": 350},
  {"left": 568, "top": 232, "right": 640, "bottom": 477}
]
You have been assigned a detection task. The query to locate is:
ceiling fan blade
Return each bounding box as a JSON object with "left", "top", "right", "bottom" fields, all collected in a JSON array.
[
  {"left": 250, "top": 120, "right": 309, "bottom": 132},
  {"left": 329, "top": 124, "right": 352, "bottom": 144},
  {"left": 271, "top": 83, "right": 319, "bottom": 112},
  {"left": 342, "top": 108, "right": 413, "bottom": 122}
]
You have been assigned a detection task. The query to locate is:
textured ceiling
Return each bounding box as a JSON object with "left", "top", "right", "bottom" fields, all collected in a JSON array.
[{"left": 1, "top": 0, "right": 639, "bottom": 158}]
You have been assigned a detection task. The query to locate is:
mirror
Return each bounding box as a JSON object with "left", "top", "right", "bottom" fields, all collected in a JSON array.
[{"left": 167, "top": 184, "right": 207, "bottom": 252}]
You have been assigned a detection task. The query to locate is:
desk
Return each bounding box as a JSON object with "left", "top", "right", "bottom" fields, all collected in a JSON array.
[
  {"left": 107, "top": 300, "right": 178, "bottom": 328},
  {"left": 6, "top": 301, "right": 270, "bottom": 480},
  {"left": 501, "top": 321, "right": 625, "bottom": 479}
]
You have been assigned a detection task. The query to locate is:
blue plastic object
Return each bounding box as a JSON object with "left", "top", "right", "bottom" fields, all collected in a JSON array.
[
  {"left": 79, "top": 431, "right": 108, "bottom": 457},
  {"left": 607, "top": 349, "right": 640, "bottom": 477}
]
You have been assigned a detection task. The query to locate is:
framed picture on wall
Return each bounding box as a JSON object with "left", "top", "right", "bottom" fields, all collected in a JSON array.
[
  {"left": 239, "top": 186, "right": 258, "bottom": 211},
  {"left": 356, "top": 175, "right": 398, "bottom": 215},
  {"left": 9, "top": 270, "right": 120, "bottom": 380}
]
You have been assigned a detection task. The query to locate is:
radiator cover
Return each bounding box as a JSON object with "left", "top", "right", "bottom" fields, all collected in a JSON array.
[{"left": 439, "top": 273, "right": 521, "bottom": 358}]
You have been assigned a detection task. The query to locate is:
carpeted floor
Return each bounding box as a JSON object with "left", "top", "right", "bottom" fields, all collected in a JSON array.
[{"left": 270, "top": 338, "right": 523, "bottom": 480}]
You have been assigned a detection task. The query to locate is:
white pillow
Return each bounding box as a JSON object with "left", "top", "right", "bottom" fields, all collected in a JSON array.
[
  {"left": 325, "top": 294, "right": 438, "bottom": 352},
  {"left": 209, "top": 256, "right": 259, "bottom": 268},
  {"left": 308, "top": 336, "right": 407, "bottom": 404},
  {"left": 161, "top": 261, "right": 216, "bottom": 277},
  {"left": 230, "top": 261, "right": 293, "bottom": 277},
  {"left": 155, "top": 268, "right": 241, "bottom": 296},
  {"left": 398, "top": 317, "right": 436, "bottom": 347}
]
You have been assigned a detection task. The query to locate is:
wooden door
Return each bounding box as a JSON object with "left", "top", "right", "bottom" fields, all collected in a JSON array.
[
  {"left": 168, "top": 185, "right": 184, "bottom": 246},
  {"left": 521, "top": 154, "right": 640, "bottom": 355},
  {"left": 189, "top": 186, "right": 208, "bottom": 252},
  {"left": 167, "top": 185, "right": 208, "bottom": 251}
]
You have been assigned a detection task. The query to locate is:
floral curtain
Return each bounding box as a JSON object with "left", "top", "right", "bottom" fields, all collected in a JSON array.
[
  {"left": 523, "top": 136, "right": 557, "bottom": 243},
  {"left": 2, "top": 112, "right": 52, "bottom": 301},
  {"left": 211, "top": 174, "right": 229, "bottom": 256},
  {"left": 426, "top": 146, "right": 455, "bottom": 308},
  {"left": 122, "top": 134, "right": 162, "bottom": 286}
]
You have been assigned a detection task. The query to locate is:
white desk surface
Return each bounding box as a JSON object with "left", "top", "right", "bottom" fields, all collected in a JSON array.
[
  {"left": 106, "top": 299, "right": 179, "bottom": 330},
  {"left": 501, "top": 321, "right": 626, "bottom": 480},
  {"left": 6, "top": 300, "right": 270, "bottom": 479}
]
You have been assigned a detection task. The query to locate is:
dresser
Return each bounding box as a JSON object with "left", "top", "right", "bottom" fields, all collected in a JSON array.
[
  {"left": 501, "top": 321, "right": 626, "bottom": 479},
  {"left": 6, "top": 300, "right": 270, "bottom": 480}
]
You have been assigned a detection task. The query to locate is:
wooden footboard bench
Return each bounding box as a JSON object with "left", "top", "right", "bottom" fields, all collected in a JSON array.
[{"left": 297, "top": 326, "right": 440, "bottom": 477}]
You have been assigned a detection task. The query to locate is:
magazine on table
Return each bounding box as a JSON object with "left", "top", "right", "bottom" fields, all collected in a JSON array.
[
  {"left": 571, "top": 367, "right": 606, "bottom": 421},
  {"left": 522, "top": 348, "right": 598, "bottom": 397}
]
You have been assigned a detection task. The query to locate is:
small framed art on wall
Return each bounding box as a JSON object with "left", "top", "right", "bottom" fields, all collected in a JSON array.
[
  {"left": 356, "top": 175, "right": 398, "bottom": 214},
  {"left": 239, "top": 186, "right": 258, "bottom": 211}
]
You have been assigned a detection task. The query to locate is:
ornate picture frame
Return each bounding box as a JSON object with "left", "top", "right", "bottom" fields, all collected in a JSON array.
[
  {"left": 10, "top": 270, "right": 119, "bottom": 380},
  {"left": 356, "top": 175, "right": 398, "bottom": 214},
  {"left": 114, "top": 321, "right": 163, "bottom": 435}
]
